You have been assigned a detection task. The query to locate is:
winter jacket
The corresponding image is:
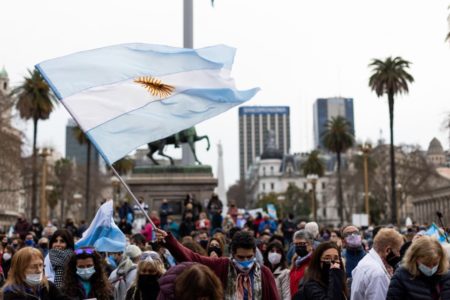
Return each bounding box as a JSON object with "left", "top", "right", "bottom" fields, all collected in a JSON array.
[
  {"left": 157, "top": 262, "right": 196, "bottom": 300},
  {"left": 342, "top": 246, "right": 366, "bottom": 279},
  {"left": 3, "top": 281, "right": 66, "bottom": 300},
  {"left": 273, "top": 266, "right": 290, "bottom": 300},
  {"left": 293, "top": 268, "right": 346, "bottom": 300},
  {"left": 163, "top": 233, "right": 280, "bottom": 300},
  {"left": 109, "top": 258, "right": 137, "bottom": 300},
  {"left": 386, "top": 266, "right": 450, "bottom": 300},
  {"left": 290, "top": 255, "right": 312, "bottom": 296},
  {"left": 351, "top": 248, "right": 391, "bottom": 300}
]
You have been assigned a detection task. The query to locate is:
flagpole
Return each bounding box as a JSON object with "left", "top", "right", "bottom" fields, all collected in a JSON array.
[{"left": 110, "top": 166, "right": 156, "bottom": 229}]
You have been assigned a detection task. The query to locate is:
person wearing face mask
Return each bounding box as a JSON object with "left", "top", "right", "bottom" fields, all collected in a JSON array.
[
  {"left": 63, "top": 247, "right": 113, "bottom": 300},
  {"left": 290, "top": 230, "right": 314, "bottom": 296},
  {"left": 156, "top": 228, "right": 280, "bottom": 299},
  {"left": 341, "top": 225, "right": 366, "bottom": 286},
  {"left": 293, "top": 241, "right": 348, "bottom": 300},
  {"left": 24, "top": 233, "right": 36, "bottom": 248},
  {"left": 386, "top": 236, "right": 450, "bottom": 299},
  {"left": 126, "top": 251, "right": 166, "bottom": 300},
  {"left": 351, "top": 228, "right": 404, "bottom": 300},
  {"left": 109, "top": 245, "right": 142, "bottom": 300},
  {"left": 2, "top": 245, "right": 15, "bottom": 279},
  {"left": 207, "top": 237, "right": 224, "bottom": 258},
  {"left": 263, "top": 242, "right": 290, "bottom": 300},
  {"left": 2, "top": 247, "right": 65, "bottom": 299}
]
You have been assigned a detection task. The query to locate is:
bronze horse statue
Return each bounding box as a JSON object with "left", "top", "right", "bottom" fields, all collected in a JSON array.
[{"left": 147, "top": 127, "right": 210, "bottom": 165}]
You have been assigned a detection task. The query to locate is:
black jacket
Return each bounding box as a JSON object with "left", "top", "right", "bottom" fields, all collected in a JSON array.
[
  {"left": 386, "top": 266, "right": 450, "bottom": 300},
  {"left": 293, "top": 268, "right": 346, "bottom": 300},
  {"left": 3, "top": 281, "right": 67, "bottom": 300}
]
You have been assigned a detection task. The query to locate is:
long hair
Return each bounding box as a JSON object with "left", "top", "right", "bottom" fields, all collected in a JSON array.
[
  {"left": 304, "top": 241, "right": 348, "bottom": 297},
  {"left": 403, "top": 236, "right": 449, "bottom": 277},
  {"left": 131, "top": 252, "right": 166, "bottom": 288},
  {"left": 2, "top": 247, "right": 49, "bottom": 292},
  {"left": 49, "top": 229, "right": 74, "bottom": 250},
  {"left": 207, "top": 237, "right": 225, "bottom": 257},
  {"left": 263, "top": 241, "right": 287, "bottom": 271},
  {"left": 63, "top": 249, "right": 112, "bottom": 300},
  {"left": 174, "top": 264, "right": 223, "bottom": 300}
]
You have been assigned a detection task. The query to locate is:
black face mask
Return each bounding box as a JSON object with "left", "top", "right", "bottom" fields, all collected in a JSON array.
[
  {"left": 199, "top": 240, "right": 209, "bottom": 249},
  {"left": 295, "top": 245, "right": 309, "bottom": 257},
  {"left": 1, "top": 242, "right": 7, "bottom": 247},
  {"left": 321, "top": 261, "right": 331, "bottom": 283},
  {"left": 138, "top": 275, "right": 159, "bottom": 296},
  {"left": 207, "top": 246, "right": 222, "bottom": 257},
  {"left": 386, "top": 250, "right": 401, "bottom": 269}
]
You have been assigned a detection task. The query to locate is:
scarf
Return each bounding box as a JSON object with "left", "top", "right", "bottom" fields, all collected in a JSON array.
[
  {"left": 225, "top": 262, "right": 262, "bottom": 300},
  {"left": 295, "top": 252, "right": 312, "bottom": 267},
  {"left": 49, "top": 249, "right": 73, "bottom": 288}
]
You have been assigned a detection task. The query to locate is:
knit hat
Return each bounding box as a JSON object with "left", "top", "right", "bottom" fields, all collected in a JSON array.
[{"left": 125, "top": 244, "right": 142, "bottom": 259}]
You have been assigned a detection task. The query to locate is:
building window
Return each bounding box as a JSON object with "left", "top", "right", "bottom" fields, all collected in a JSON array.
[
  {"left": 322, "top": 182, "right": 326, "bottom": 189},
  {"left": 270, "top": 166, "right": 274, "bottom": 174},
  {"left": 323, "top": 208, "right": 327, "bottom": 217},
  {"left": 303, "top": 183, "right": 307, "bottom": 190},
  {"left": 262, "top": 167, "right": 266, "bottom": 176},
  {"left": 271, "top": 183, "right": 274, "bottom": 190},
  {"left": 262, "top": 183, "right": 265, "bottom": 190}
]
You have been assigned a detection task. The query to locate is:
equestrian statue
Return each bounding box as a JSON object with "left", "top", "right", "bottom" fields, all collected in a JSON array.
[{"left": 147, "top": 127, "right": 210, "bottom": 165}]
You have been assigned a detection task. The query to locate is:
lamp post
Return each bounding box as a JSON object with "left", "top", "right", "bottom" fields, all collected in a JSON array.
[
  {"left": 396, "top": 183, "right": 403, "bottom": 225},
  {"left": 307, "top": 174, "right": 319, "bottom": 222},
  {"left": 39, "top": 148, "right": 51, "bottom": 225},
  {"left": 360, "top": 143, "right": 372, "bottom": 222},
  {"left": 110, "top": 176, "right": 120, "bottom": 202},
  {"left": 73, "top": 192, "right": 83, "bottom": 222}
]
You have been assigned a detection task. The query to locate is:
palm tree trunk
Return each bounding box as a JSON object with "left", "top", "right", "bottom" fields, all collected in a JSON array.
[
  {"left": 85, "top": 141, "right": 91, "bottom": 221},
  {"left": 31, "top": 117, "right": 38, "bottom": 218},
  {"left": 336, "top": 152, "right": 344, "bottom": 225},
  {"left": 388, "top": 94, "right": 397, "bottom": 225}
]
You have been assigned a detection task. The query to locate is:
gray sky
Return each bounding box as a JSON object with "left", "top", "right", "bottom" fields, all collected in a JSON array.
[{"left": 2, "top": 0, "right": 450, "bottom": 188}]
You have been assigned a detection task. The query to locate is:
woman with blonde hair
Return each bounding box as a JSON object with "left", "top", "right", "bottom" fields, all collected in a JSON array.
[
  {"left": 2, "top": 247, "right": 65, "bottom": 299},
  {"left": 126, "top": 251, "right": 166, "bottom": 300},
  {"left": 387, "top": 235, "right": 450, "bottom": 299}
]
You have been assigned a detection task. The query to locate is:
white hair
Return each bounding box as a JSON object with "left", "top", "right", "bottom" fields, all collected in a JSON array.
[{"left": 305, "top": 222, "right": 319, "bottom": 238}]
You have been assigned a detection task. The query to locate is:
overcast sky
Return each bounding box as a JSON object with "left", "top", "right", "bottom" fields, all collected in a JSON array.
[{"left": 2, "top": 0, "right": 450, "bottom": 188}]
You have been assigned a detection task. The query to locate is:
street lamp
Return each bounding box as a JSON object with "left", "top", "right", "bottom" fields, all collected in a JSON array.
[
  {"left": 359, "top": 143, "right": 372, "bottom": 222},
  {"left": 307, "top": 174, "right": 319, "bottom": 222},
  {"left": 110, "top": 176, "right": 120, "bottom": 202},
  {"left": 39, "top": 148, "right": 52, "bottom": 225}
]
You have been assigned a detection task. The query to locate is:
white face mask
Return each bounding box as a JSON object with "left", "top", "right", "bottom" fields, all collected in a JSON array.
[
  {"left": 418, "top": 263, "right": 439, "bottom": 277},
  {"left": 3, "top": 253, "right": 11, "bottom": 261},
  {"left": 25, "top": 273, "right": 43, "bottom": 286},
  {"left": 76, "top": 266, "right": 96, "bottom": 280},
  {"left": 268, "top": 252, "right": 282, "bottom": 265}
]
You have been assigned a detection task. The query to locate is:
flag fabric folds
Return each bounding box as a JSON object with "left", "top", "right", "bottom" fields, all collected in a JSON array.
[
  {"left": 425, "top": 223, "right": 448, "bottom": 244},
  {"left": 36, "top": 43, "right": 259, "bottom": 164},
  {"left": 76, "top": 200, "right": 126, "bottom": 252}
]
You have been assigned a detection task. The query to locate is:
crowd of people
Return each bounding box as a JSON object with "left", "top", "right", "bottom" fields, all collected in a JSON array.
[{"left": 1, "top": 193, "right": 450, "bottom": 299}]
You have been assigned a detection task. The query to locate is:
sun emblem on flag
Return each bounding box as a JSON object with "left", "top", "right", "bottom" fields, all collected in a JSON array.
[{"left": 134, "top": 76, "right": 175, "bottom": 98}]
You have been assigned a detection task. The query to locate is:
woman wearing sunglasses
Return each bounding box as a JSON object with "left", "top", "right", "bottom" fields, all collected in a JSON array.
[
  {"left": 63, "top": 247, "right": 113, "bottom": 300},
  {"left": 293, "top": 241, "right": 348, "bottom": 300},
  {"left": 2, "top": 247, "right": 65, "bottom": 300}
]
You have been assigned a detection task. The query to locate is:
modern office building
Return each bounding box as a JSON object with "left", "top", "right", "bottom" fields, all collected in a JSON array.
[
  {"left": 239, "top": 106, "right": 290, "bottom": 180},
  {"left": 65, "top": 119, "right": 100, "bottom": 168},
  {"left": 313, "top": 97, "right": 355, "bottom": 149}
]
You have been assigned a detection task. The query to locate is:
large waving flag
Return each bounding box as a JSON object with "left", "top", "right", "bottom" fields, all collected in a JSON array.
[
  {"left": 76, "top": 200, "right": 126, "bottom": 252},
  {"left": 36, "top": 43, "right": 259, "bottom": 164},
  {"left": 425, "top": 223, "right": 448, "bottom": 244}
]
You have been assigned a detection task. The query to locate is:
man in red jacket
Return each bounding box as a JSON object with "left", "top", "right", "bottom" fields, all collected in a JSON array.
[{"left": 156, "top": 228, "right": 280, "bottom": 300}]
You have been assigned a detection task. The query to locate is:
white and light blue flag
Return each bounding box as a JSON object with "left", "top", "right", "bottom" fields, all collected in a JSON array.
[
  {"left": 425, "top": 223, "right": 448, "bottom": 244},
  {"left": 36, "top": 43, "right": 259, "bottom": 164},
  {"left": 76, "top": 200, "right": 126, "bottom": 252}
]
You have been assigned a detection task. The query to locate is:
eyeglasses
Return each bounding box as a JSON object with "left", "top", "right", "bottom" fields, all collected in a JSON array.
[
  {"left": 294, "top": 242, "right": 308, "bottom": 247},
  {"left": 74, "top": 248, "right": 95, "bottom": 255},
  {"left": 343, "top": 231, "right": 359, "bottom": 238}
]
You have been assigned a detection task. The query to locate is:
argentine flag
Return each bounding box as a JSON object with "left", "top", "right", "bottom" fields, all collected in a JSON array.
[{"left": 36, "top": 43, "right": 259, "bottom": 164}]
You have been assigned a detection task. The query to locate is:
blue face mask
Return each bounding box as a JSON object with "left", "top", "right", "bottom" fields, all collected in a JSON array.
[
  {"left": 76, "top": 266, "right": 96, "bottom": 280},
  {"left": 107, "top": 255, "right": 118, "bottom": 269},
  {"left": 418, "top": 263, "right": 438, "bottom": 277},
  {"left": 25, "top": 240, "right": 35, "bottom": 247},
  {"left": 233, "top": 258, "right": 255, "bottom": 273}
]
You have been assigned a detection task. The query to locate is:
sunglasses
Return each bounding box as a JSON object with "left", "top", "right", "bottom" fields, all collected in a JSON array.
[{"left": 74, "top": 248, "right": 95, "bottom": 255}]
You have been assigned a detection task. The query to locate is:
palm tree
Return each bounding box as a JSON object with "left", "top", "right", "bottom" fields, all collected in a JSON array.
[
  {"left": 73, "top": 126, "right": 92, "bottom": 221},
  {"left": 322, "top": 116, "right": 354, "bottom": 225},
  {"left": 369, "top": 56, "right": 413, "bottom": 224},
  {"left": 13, "top": 69, "right": 57, "bottom": 218},
  {"left": 301, "top": 150, "right": 325, "bottom": 177}
]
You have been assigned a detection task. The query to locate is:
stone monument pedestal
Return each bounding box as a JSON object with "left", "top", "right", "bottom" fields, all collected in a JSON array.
[{"left": 126, "top": 165, "right": 217, "bottom": 217}]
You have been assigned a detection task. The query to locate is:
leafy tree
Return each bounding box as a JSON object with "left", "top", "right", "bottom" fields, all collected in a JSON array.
[
  {"left": 54, "top": 158, "right": 74, "bottom": 223},
  {"left": 322, "top": 116, "right": 354, "bottom": 225},
  {"left": 13, "top": 69, "right": 57, "bottom": 217},
  {"left": 301, "top": 150, "right": 325, "bottom": 177},
  {"left": 284, "top": 183, "right": 310, "bottom": 219},
  {"left": 369, "top": 56, "right": 414, "bottom": 224}
]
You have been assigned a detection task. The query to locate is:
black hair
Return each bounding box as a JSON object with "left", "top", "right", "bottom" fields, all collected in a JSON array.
[
  {"left": 263, "top": 241, "right": 287, "bottom": 270},
  {"left": 231, "top": 231, "right": 255, "bottom": 253},
  {"left": 49, "top": 229, "right": 74, "bottom": 250},
  {"left": 269, "top": 234, "right": 285, "bottom": 247},
  {"left": 228, "top": 227, "right": 242, "bottom": 240},
  {"left": 131, "top": 233, "right": 146, "bottom": 245}
]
